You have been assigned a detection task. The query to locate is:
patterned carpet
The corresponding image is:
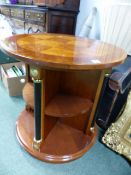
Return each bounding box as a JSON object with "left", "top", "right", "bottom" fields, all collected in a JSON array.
[{"left": 0, "top": 81, "right": 130, "bottom": 175}]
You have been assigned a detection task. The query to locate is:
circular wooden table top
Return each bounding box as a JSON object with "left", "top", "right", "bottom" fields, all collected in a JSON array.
[{"left": 0, "top": 33, "right": 127, "bottom": 70}]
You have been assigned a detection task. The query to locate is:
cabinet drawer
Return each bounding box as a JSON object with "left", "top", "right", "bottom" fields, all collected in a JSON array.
[
  {"left": 1, "top": 7, "right": 10, "bottom": 16},
  {"left": 11, "top": 9, "right": 24, "bottom": 19},
  {"left": 25, "top": 23, "right": 46, "bottom": 34},
  {"left": 25, "top": 10, "right": 46, "bottom": 23}
]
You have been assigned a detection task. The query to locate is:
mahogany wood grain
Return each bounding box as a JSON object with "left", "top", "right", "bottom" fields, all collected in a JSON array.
[
  {"left": 45, "top": 94, "right": 93, "bottom": 117},
  {"left": 85, "top": 70, "right": 106, "bottom": 134},
  {"left": 45, "top": 70, "right": 60, "bottom": 105},
  {"left": 16, "top": 110, "right": 97, "bottom": 163},
  {"left": 0, "top": 33, "right": 127, "bottom": 70},
  {"left": 59, "top": 70, "right": 101, "bottom": 100},
  {"left": 1, "top": 33, "right": 127, "bottom": 163},
  {"left": 60, "top": 113, "right": 91, "bottom": 132}
]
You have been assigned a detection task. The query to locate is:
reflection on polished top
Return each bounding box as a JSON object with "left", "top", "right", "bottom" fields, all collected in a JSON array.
[{"left": 0, "top": 33, "right": 127, "bottom": 70}]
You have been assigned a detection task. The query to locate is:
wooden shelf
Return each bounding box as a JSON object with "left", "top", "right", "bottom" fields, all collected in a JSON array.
[
  {"left": 16, "top": 110, "right": 97, "bottom": 163},
  {"left": 45, "top": 94, "right": 93, "bottom": 118},
  {"left": 41, "top": 121, "right": 91, "bottom": 155}
]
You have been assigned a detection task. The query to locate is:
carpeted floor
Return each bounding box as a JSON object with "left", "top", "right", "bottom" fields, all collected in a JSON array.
[{"left": 0, "top": 81, "right": 130, "bottom": 175}]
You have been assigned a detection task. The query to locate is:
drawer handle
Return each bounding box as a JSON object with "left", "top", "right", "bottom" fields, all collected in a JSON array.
[{"left": 28, "top": 27, "right": 41, "bottom": 34}]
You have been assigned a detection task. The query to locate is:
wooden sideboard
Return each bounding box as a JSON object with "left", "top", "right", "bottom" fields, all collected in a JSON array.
[{"left": 0, "top": 0, "right": 80, "bottom": 35}]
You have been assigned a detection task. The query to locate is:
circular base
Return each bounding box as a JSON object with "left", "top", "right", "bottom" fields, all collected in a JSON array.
[{"left": 16, "top": 110, "right": 97, "bottom": 163}]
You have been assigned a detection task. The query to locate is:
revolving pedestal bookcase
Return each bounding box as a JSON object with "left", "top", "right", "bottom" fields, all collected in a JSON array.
[{"left": 0, "top": 33, "right": 127, "bottom": 163}]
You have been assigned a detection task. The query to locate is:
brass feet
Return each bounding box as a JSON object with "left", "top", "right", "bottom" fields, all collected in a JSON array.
[{"left": 32, "top": 138, "right": 42, "bottom": 151}]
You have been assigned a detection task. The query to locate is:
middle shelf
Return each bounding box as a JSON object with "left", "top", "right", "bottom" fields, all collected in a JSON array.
[{"left": 45, "top": 94, "right": 93, "bottom": 118}]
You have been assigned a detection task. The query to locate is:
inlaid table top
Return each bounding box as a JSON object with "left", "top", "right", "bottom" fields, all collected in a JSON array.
[{"left": 0, "top": 33, "right": 127, "bottom": 70}]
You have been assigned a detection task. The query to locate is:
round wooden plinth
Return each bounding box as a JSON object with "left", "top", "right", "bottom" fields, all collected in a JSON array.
[{"left": 16, "top": 110, "right": 97, "bottom": 163}]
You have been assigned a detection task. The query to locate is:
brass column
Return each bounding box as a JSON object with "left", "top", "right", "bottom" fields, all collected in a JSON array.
[{"left": 30, "top": 67, "right": 45, "bottom": 151}]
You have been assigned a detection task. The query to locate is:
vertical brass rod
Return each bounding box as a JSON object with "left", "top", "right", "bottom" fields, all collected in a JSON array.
[
  {"left": 85, "top": 70, "right": 107, "bottom": 134},
  {"left": 30, "top": 67, "right": 45, "bottom": 151},
  {"left": 41, "top": 71, "right": 45, "bottom": 141}
]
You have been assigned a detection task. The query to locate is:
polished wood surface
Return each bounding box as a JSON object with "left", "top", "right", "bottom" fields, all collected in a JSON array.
[
  {"left": 45, "top": 94, "right": 93, "bottom": 117},
  {"left": 16, "top": 110, "right": 97, "bottom": 163},
  {"left": 0, "top": 33, "right": 127, "bottom": 70},
  {"left": 1, "top": 33, "right": 127, "bottom": 163},
  {"left": 22, "top": 69, "right": 102, "bottom": 136},
  {"left": 86, "top": 70, "right": 106, "bottom": 134}
]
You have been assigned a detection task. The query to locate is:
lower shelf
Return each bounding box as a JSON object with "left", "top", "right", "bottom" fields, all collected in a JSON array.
[{"left": 16, "top": 110, "right": 97, "bottom": 163}]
